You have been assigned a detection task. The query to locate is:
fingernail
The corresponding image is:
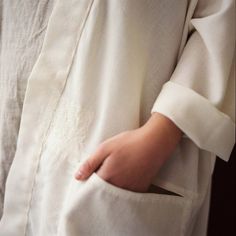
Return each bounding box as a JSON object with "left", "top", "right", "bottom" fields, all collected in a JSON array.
[{"left": 75, "top": 170, "right": 84, "bottom": 180}]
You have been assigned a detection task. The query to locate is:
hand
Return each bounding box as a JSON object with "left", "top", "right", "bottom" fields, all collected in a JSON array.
[{"left": 74, "top": 112, "right": 182, "bottom": 193}]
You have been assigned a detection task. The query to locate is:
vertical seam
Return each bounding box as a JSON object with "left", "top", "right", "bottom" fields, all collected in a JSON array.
[{"left": 23, "top": 1, "right": 95, "bottom": 235}]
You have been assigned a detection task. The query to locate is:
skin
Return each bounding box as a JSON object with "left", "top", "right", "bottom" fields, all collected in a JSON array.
[{"left": 74, "top": 112, "right": 183, "bottom": 193}]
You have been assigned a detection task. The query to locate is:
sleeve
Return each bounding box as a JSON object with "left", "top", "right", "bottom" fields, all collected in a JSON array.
[{"left": 150, "top": 0, "right": 235, "bottom": 162}]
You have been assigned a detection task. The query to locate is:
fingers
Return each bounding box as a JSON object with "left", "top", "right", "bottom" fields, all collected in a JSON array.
[{"left": 74, "top": 143, "right": 111, "bottom": 180}]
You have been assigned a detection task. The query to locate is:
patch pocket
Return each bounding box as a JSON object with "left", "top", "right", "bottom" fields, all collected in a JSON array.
[{"left": 58, "top": 173, "right": 190, "bottom": 236}]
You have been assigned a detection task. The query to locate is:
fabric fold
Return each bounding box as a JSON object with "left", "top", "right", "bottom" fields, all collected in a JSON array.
[{"left": 151, "top": 81, "right": 235, "bottom": 162}]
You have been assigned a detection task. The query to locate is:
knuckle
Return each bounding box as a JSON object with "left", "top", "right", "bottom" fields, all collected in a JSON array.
[{"left": 97, "top": 142, "right": 109, "bottom": 154}]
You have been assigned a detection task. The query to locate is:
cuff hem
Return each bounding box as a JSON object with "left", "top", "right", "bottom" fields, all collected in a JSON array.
[{"left": 151, "top": 81, "right": 235, "bottom": 162}]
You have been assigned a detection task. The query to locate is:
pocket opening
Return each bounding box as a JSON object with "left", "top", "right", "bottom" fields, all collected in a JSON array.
[
  {"left": 147, "top": 184, "right": 183, "bottom": 197},
  {"left": 91, "top": 173, "right": 185, "bottom": 201}
]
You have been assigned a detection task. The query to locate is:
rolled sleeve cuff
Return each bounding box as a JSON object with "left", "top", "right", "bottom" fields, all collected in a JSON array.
[{"left": 151, "top": 81, "right": 235, "bottom": 162}]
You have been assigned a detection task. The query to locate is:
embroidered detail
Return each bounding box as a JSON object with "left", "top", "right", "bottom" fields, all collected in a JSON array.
[{"left": 40, "top": 96, "right": 95, "bottom": 168}]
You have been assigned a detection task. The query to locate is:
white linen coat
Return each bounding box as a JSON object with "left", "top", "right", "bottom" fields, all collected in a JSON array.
[
  {"left": 0, "top": 0, "right": 55, "bottom": 217},
  {"left": 0, "top": 0, "right": 235, "bottom": 235}
]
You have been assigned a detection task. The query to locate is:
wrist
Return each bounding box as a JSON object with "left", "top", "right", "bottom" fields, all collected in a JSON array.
[{"left": 141, "top": 112, "right": 183, "bottom": 157}]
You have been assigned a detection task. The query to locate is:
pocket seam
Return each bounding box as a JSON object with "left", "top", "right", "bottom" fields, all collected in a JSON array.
[
  {"left": 152, "top": 177, "right": 199, "bottom": 199},
  {"left": 90, "top": 173, "right": 186, "bottom": 203}
]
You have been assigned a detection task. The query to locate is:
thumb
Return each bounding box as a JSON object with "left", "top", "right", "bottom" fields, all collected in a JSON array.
[{"left": 74, "top": 144, "right": 110, "bottom": 180}]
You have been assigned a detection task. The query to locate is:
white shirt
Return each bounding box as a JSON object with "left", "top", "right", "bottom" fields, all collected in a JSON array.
[{"left": 0, "top": 0, "right": 235, "bottom": 235}]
